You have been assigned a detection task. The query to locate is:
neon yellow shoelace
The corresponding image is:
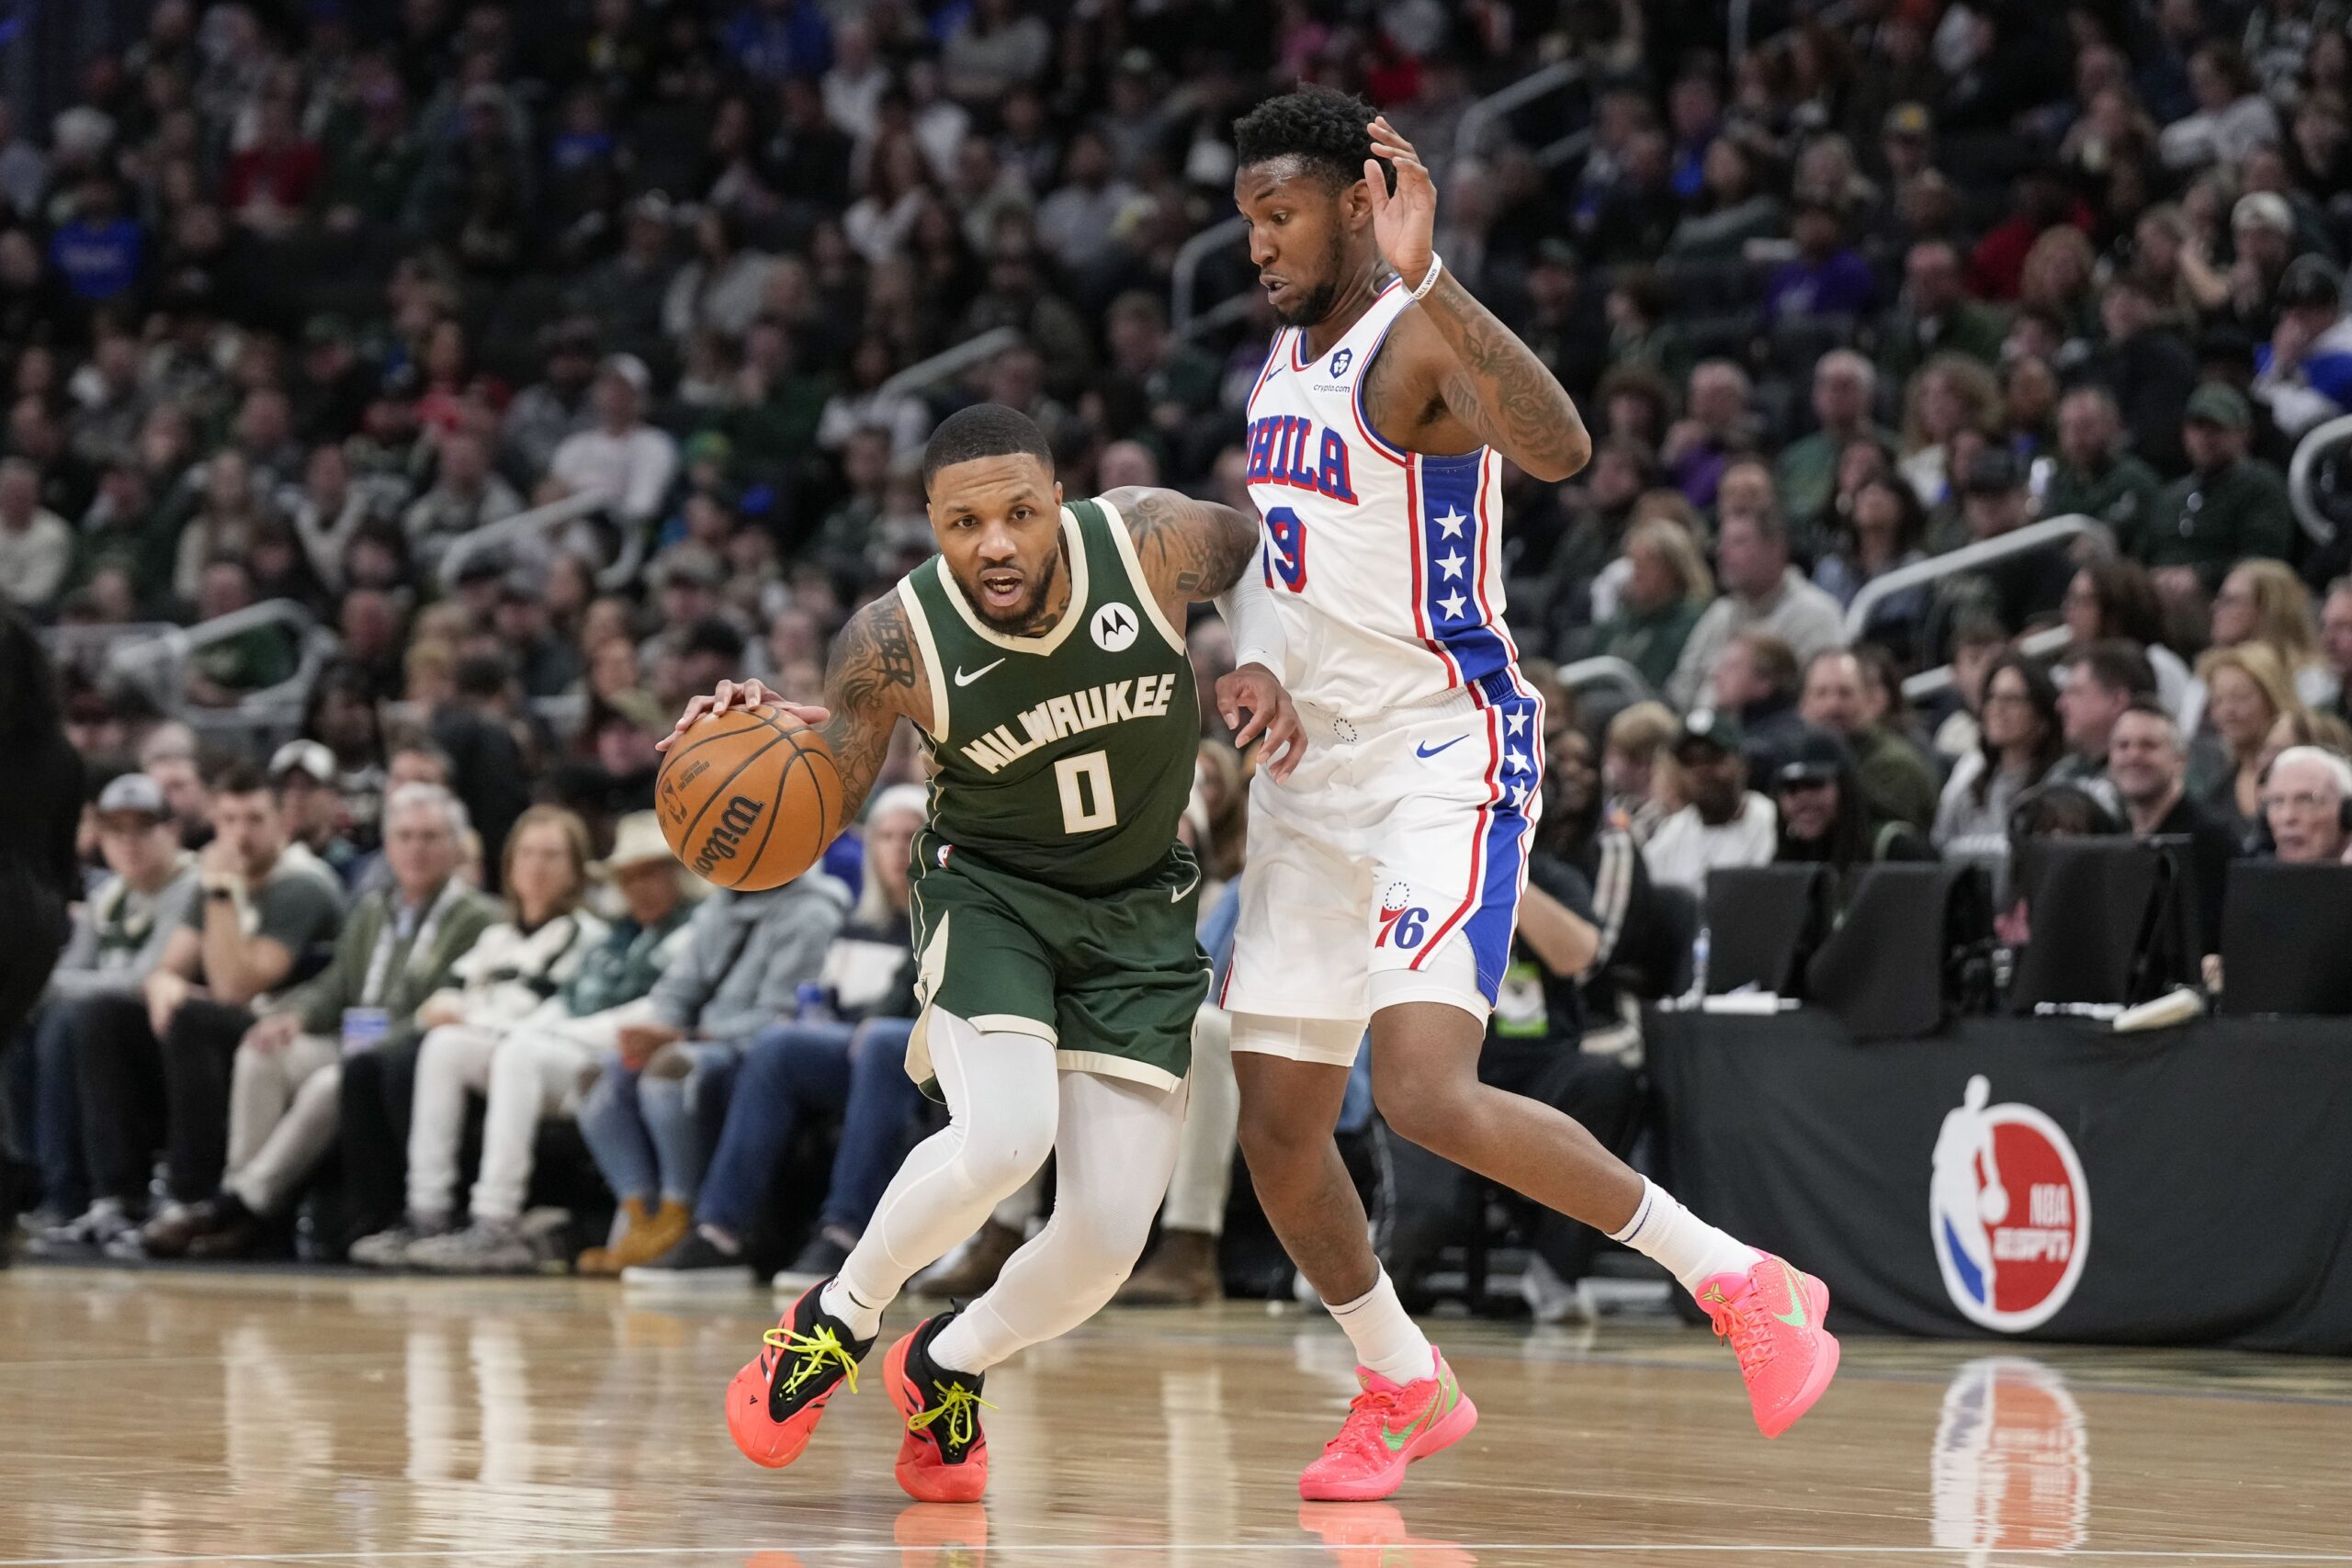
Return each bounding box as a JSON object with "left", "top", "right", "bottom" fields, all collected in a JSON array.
[
  {"left": 763, "top": 1323, "right": 861, "bottom": 1398},
  {"left": 908, "top": 1382, "right": 996, "bottom": 1449}
]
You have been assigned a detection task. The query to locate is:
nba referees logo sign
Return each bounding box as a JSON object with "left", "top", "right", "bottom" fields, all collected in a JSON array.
[
  {"left": 1091, "top": 602, "right": 1138, "bottom": 652},
  {"left": 1930, "top": 1076, "right": 2090, "bottom": 1332}
]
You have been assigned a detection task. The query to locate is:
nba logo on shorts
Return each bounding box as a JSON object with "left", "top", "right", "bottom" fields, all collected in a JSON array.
[{"left": 1930, "top": 1076, "right": 2090, "bottom": 1332}]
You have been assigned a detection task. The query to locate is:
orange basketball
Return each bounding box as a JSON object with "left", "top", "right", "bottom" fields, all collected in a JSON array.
[{"left": 655, "top": 706, "right": 843, "bottom": 891}]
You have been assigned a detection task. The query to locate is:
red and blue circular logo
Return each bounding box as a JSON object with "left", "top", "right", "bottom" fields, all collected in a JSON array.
[{"left": 1929, "top": 1076, "right": 2091, "bottom": 1332}]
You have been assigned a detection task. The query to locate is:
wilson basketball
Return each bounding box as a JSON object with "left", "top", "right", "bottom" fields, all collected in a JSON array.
[{"left": 655, "top": 706, "right": 842, "bottom": 891}]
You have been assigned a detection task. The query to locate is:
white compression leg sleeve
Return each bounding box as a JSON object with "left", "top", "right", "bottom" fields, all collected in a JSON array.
[
  {"left": 929, "top": 1071, "right": 1189, "bottom": 1374},
  {"left": 1162, "top": 1006, "right": 1238, "bottom": 1235},
  {"left": 825, "top": 1011, "right": 1060, "bottom": 1338}
]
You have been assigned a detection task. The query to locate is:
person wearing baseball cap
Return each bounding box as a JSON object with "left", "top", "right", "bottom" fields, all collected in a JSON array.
[
  {"left": 548, "top": 346, "right": 679, "bottom": 527},
  {"left": 270, "top": 738, "right": 358, "bottom": 877},
  {"left": 1641, "top": 709, "right": 1780, "bottom": 893},
  {"left": 16, "top": 776, "right": 198, "bottom": 1233},
  {"left": 2146, "top": 381, "right": 2295, "bottom": 595},
  {"left": 2253, "top": 254, "right": 2352, "bottom": 438},
  {"left": 2230, "top": 192, "right": 2297, "bottom": 304},
  {"left": 1771, "top": 726, "right": 1933, "bottom": 903}
]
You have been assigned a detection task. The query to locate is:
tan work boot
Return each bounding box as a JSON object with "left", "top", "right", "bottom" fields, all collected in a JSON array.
[
  {"left": 910, "top": 1218, "right": 1024, "bottom": 1298},
  {"left": 579, "top": 1198, "right": 691, "bottom": 1276},
  {"left": 1114, "top": 1227, "right": 1223, "bottom": 1305}
]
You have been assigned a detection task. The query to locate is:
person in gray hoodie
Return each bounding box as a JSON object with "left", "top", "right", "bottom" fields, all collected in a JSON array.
[{"left": 7, "top": 774, "right": 197, "bottom": 1229}]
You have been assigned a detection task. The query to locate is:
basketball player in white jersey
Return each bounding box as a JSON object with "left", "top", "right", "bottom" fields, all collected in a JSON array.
[{"left": 1213, "top": 86, "right": 1843, "bottom": 1501}]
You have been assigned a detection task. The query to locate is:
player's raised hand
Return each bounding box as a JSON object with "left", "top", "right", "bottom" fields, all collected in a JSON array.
[
  {"left": 1363, "top": 115, "right": 1437, "bottom": 294},
  {"left": 656, "top": 677, "right": 831, "bottom": 752},
  {"left": 1217, "top": 662, "right": 1307, "bottom": 782}
]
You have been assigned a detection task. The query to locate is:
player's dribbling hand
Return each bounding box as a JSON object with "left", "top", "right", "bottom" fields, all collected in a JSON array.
[
  {"left": 1217, "top": 662, "right": 1307, "bottom": 782},
  {"left": 1363, "top": 115, "right": 1437, "bottom": 293},
  {"left": 657, "top": 677, "right": 830, "bottom": 751}
]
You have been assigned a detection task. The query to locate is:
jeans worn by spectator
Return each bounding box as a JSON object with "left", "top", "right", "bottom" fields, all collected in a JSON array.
[
  {"left": 74, "top": 994, "right": 254, "bottom": 1208},
  {"left": 691, "top": 1017, "right": 924, "bottom": 1243},
  {"left": 336, "top": 1036, "right": 421, "bottom": 1249},
  {"left": 6, "top": 1001, "right": 88, "bottom": 1216},
  {"left": 577, "top": 1040, "right": 740, "bottom": 1215}
]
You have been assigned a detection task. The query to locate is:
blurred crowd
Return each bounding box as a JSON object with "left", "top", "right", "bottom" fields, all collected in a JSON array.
[{"left": 9, "top": 0, "right": 2352, "bottom": 1312}]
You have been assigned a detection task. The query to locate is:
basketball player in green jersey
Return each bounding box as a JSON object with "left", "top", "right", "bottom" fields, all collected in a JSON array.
[{"left": 660, "top": 402, "right": 1304, "bottom": 1502}]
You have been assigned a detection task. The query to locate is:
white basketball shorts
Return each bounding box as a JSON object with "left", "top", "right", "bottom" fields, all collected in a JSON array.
[{"left": 1224, "top": 668, "right": 1544, "bottom": 1061}]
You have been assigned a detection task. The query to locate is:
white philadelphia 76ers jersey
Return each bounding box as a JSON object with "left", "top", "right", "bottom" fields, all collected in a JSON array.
[{"left": 1242, "top": 276, "right": 1521, "bottom": 718}]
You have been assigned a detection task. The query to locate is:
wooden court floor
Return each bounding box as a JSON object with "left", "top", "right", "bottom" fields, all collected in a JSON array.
[{"left": 2, "top": 1266, "right": 2348, "bottom": 1567}]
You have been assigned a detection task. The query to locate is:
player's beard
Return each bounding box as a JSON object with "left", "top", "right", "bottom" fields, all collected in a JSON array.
[
  {"left": 965, "top": 542, "right": 1062, "bottom": 636},
  {"left": 1271, "top": 230, "right": 1351, "bottom": 328}
]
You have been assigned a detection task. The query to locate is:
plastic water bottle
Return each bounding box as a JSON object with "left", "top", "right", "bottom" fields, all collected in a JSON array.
[
  {"left": 1684, "top": 926, "right": 1711, "bottom": 1009},
  {"left": 795, "top": 981, "right": 831, "bottom": 1022}
]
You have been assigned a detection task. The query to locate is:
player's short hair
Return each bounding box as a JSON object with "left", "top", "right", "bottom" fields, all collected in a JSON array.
[
  {"left": 1233, "top": 85, "right": 1391, "bottom": 194},
  {"left": 922, "top": 402, "right": 1056, "bottom": 490}
]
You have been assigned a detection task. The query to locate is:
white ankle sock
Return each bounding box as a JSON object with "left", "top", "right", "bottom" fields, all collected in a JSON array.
[
  {"left": 819, "top": 1276, "right": 885, "bottom": 1341},
  {"left": 1608, "top": 1178, "right": 1758, "bottom": 1294},
  {"left": 926, "top": 1313, "right": 987, "bottom": 1375},
  {"left": 1327, "top": 1269, "right": 1434, "bottom": 1386}
]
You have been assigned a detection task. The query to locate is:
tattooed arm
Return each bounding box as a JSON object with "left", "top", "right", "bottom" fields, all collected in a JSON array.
[
  {"left": 1101, "top": 484, "right": 1306, "bottom": 780},
  {"left": 1359, "top": 114, "right": 1592, "bottom": 482},
  {"left": 657, "top": 593, "right": 933, "bottom": 829},
  {"left": 811, "top": 594, "right": 929, "bottom": 821},
  {"left": 1100, "top": 485, "right": 1261, "bottom": 616}
]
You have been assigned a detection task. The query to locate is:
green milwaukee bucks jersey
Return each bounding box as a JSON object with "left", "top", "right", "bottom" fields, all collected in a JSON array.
[{"left": 898, "top": 497, "right": 1197, "bottom": 895}]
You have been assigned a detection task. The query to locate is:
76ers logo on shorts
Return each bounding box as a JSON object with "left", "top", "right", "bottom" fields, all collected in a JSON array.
[
  {"left": 1374, "top": 879, "right": 1428, "bottom": 949},
  {"left": 1930, "top": 1077, "right": 2090, "bottom": 1333}
]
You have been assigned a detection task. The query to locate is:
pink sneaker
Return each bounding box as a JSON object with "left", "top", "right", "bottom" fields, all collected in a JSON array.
[
  {"left": 1696, "top": 1253, "right": 1840, "bottom": 1438},
  {"left": 1296, "top": 1349, "right": 1479, "bottom": 1502}
]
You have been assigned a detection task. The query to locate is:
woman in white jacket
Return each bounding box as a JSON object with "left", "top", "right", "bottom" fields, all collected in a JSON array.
[{"left": 352, "top": 807, "right": 606, "bottom": 1269}]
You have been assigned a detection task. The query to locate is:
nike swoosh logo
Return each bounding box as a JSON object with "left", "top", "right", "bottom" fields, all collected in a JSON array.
[
  {"left": 1170, "top": 868, "right": 1201, "bottom": 904},
  {"left": 954, "top": 660, "right": 1006, "bottom": 686},
  {"left": 1380, "top": 1372, "right": 1454, "bottom": 1452},
  {"left": 1415, "top": 737, "right": 1467, "bottom": 759},
  {"left": 1770, "top": 1260, "right": 1810, "bottom": 1329}
]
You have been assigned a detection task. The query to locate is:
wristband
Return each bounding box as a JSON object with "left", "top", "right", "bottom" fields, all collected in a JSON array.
[{"left": 1408, "top": 253, "right": 1443, "bottom": 302}]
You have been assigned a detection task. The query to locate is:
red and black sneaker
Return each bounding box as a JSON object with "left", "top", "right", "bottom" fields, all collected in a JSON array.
[
  {"left": 883, "top": 1312, "right": 993, "bottom": 1503},
  {"left": 725, "top": 1279, "right": 875, "bottom": 1469}
]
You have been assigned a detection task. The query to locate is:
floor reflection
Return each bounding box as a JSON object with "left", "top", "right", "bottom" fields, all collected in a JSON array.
[
  {"left": 1299, "top": 1502, "right": 1477, "bottom": 1567},
  {"left": 1930, "top": 1355, "right": 2089, "bottom": 1561}
]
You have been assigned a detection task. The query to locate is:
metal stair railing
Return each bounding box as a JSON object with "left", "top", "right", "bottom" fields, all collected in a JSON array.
[
  {"left": 1556, "top": 656, "right": 1657, "bottom": 709},
  {"left": 436, "top": 490, "right": 618, "bottom": 592},
  {"left": 876, "top": 326, "right": 1020, "bottom": 401},
  {"left": 1844, "top": 516, "right": 2097, "bottom": 642},
  {"left": 1901, "top": 624, "right": 2073, "bottom": 703},
  {"left": 104, "top": 598, "right": 336, "bottom": 742},
  {"left": 2286, "top": 411, "right": 2352, "bottom": 547}
]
